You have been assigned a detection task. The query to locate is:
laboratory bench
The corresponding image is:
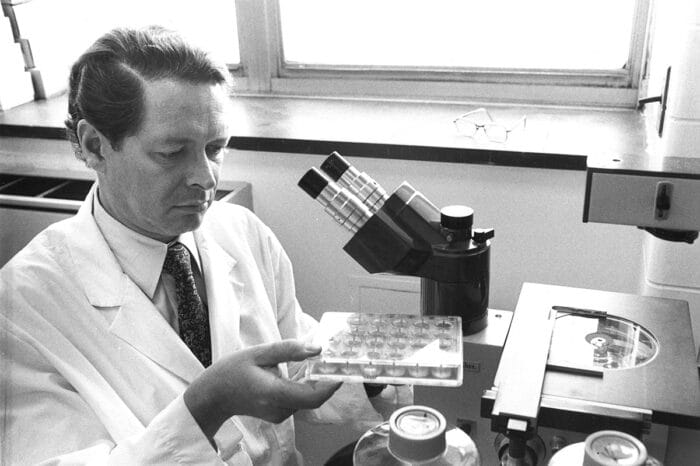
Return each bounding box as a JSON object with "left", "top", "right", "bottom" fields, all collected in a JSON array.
[{"left": 0, "top": 93, "right": 649, "bottom": 171}]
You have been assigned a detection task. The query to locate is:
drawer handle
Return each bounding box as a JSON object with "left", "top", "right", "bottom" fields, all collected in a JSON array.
[{"left": 654, "top": 182, "right": 672, "bottom": 220}]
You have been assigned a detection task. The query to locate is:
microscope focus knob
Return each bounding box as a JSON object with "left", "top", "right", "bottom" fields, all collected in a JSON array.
[
  {"left": 440, "top": 205, "right": 474, "bottom": 230},
  {"left": 473, "top": 228, "right": 495, "bottom": 243}
]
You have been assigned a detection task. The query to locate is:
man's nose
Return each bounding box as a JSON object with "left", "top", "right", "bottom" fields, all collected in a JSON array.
[{"left": 189, "top": 150, "right": 217, "bottom": 191}]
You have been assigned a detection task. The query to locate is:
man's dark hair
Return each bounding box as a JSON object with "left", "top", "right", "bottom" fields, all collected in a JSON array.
[{"left": 65, "top": 25, "right": 232, "bottom": 160}]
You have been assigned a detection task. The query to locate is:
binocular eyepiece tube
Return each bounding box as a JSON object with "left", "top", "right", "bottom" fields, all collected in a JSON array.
[
  {"left": 298, "top": 167, "right": 372, "bottom": 234},
  {"left": 320, "top": 152, "right": 389, "bottom": 214}
]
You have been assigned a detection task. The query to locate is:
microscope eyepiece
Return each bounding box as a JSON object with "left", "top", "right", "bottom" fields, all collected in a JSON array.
[
  {"left": 298, "top": 168, "right": 329, "bottom": 199},
  {"left": 319, "top": 151, "right": 388, "bottom": 214},
  {"left": 320, "top": 151, "right": 351, "bottom": 181},
  {"left": 298, "top": 167, "right": 372, "bottom": 233}
]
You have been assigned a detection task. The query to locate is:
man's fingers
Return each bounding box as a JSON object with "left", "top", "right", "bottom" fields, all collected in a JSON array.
[
  {"left": 251, "top": 339, "right": 322, "bottom": 366},
  {"left": 243, "top": 340, "right": 340, "bottom": 411},
  {"left": 270, "top": 378, "right": 342, "bottom": 410}
]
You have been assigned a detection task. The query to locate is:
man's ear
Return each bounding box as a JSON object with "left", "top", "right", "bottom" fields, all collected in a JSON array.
[{"left": 76, "top": 120, "right": 111, "bottom": 172}]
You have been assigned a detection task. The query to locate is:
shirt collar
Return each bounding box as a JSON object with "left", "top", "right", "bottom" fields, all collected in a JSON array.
[{"left": 93, "top": 188, "right": 202, "bottom": 299}]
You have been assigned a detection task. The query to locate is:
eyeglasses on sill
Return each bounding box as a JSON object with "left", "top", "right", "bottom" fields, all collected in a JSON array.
[{"left": 453, "top": 108, "right": 527, "bottom": 143}]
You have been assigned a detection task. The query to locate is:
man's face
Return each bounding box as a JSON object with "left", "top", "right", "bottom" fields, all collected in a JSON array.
[{"left": 98, "top": 79, "right": 231, "bottom": 242}]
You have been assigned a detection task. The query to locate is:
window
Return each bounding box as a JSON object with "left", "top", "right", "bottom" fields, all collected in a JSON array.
[
  {"left": 123, "top": 0, "right": 240, "bottom": 67},
  {"left": 234, "top": 0, "right": 652, "bottom": 107},
  {"left": 279, "top": 0, "right": 634, "bottom": 70},
  {"left": 3, "top": 0, "right": 239, "bottom": 97},
  {"left": 4, "top": 0, "right": 651, "bottom": 107}
]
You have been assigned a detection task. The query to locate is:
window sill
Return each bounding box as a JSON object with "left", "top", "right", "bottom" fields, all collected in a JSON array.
[{"left": 0, "top": 94, "right": 648, "bottom": 171}]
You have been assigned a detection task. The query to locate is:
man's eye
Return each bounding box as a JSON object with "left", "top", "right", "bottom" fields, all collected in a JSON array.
[
  {"left": 157, "top": 148, "right": 184, "bottom": 158},
  {"left": 206, "top": 145, "right": 225, "bottom": 158}
]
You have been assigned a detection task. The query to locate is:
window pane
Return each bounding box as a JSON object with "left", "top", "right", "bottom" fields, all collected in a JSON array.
[
  {"left": 280, "top": 0, "right": 635, "bottom": 70},
  {"left": 10, "top": 0, "right": 239, "bottom": 97},
  {"left": 111, "top": 0, "right": 240, "bottom": 66}
]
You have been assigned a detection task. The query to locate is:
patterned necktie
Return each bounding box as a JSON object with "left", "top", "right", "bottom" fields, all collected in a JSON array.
[{"left": 162, "top": 242, "right": 212, "bottom": 367}]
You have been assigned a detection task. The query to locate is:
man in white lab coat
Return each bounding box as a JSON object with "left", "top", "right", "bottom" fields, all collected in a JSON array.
[{"left": 0, "top": 26, "right": 382, "bottom": 465}]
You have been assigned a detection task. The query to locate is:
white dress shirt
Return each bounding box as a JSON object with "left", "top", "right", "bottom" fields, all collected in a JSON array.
[{"left": 93, "top": 189, "right": 208, "bottom": 332}]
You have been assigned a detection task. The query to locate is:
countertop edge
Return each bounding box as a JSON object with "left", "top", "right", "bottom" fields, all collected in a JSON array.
[{"left": 0, "top": 124, "right": 587, "bottom": 171}]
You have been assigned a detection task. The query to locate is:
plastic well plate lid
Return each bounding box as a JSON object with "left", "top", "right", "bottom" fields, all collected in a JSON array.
[{"left": 306, "top": 312, "right": 463, "bottom": 387}]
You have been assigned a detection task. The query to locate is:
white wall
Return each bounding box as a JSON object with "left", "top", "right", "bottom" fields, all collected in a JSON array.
[
  {"left": 221, "top": 150, "right": 645, "bottom": 320},
  {"left": 641, "top": 1, "right": 700, "bottom": 463},
  {"left": 6, "top": 138, "right": 645, "bottom": 313}
]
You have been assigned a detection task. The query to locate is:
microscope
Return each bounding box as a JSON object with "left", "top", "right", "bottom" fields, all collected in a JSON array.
[
  {"left": 299, "top": 151, "right": 493, "bottom": 335},
  {"left": 299, "top": 152, "right": 700, "bottom": 465}
]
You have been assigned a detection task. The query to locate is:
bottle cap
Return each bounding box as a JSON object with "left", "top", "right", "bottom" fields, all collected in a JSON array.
[
  {"left": 583, "top": 431, "right": 647, "bottom": 466},
  {"left": 388, "top": 405, "right": 447, "bottom": 463}
]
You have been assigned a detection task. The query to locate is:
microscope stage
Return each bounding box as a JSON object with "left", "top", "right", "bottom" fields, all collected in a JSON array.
[{"left": 486, "top": 283, "right": 700, "bottom": 431}]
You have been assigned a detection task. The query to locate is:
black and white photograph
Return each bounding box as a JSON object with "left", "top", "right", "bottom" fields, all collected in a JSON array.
[{"left": 1, "top": 1, "right": 699, "bottom": 465}]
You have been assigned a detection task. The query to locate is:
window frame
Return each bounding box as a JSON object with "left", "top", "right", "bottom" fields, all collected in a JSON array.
[{"left": 232, "top": 0, "right": 652, "bottom": 108}]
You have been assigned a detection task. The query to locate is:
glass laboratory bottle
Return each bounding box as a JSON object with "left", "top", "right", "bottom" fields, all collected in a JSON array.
[
  {"left": 547, "top": 430, "right": 662, "bottom": 466},
  {"left": 353, "top": 405, "right": 480, "bottom": 466}
]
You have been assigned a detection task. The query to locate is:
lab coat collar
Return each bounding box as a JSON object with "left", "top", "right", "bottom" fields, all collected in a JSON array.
[
  {"left": 68, "top": 185, "right": 242, "bottom": 382},
  {"left": 70, "top": 183, "right": 128, "bottom": 308}
]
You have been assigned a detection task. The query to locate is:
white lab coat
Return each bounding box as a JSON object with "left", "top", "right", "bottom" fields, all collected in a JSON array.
[{"left": 0, "top": 191, "right": 381, "bottom": 465}]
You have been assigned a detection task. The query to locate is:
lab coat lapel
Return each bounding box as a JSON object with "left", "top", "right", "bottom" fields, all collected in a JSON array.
[
  {"left": 109, "top": 282, "right": 204, "bottom": 383},
  {"left": 195, "top": 229, "right": 244, "bottom": 361},
  {"left": 67, "top": 187, "right": 203, "bottom": 383},
  {"left": 67, "top": 187, "right": 127, "bottom": 309}
]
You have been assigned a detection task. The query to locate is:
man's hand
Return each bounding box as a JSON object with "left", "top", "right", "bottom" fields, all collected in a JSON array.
[{"left": 184, "top": 339, "right": 341, "bottom": 439}]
